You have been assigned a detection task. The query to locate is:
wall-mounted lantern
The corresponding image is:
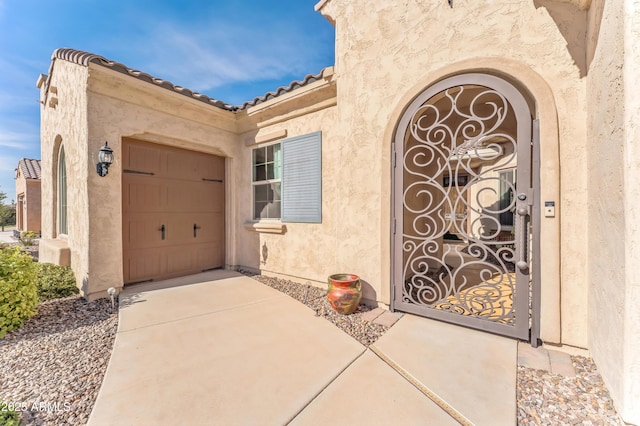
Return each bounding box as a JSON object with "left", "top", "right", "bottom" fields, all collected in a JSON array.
[{"left": 96, "top": 142, "right": 114, "bottom": 177}]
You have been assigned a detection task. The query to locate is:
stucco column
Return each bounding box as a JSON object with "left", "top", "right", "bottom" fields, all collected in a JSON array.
[{"left": 620, "top": 2, "right": 640, "bottom": 423}]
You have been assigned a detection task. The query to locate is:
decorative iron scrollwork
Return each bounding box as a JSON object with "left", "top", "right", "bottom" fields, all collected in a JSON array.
[{"left": 402, "top": 85, "right": 519, "bottom": 324}]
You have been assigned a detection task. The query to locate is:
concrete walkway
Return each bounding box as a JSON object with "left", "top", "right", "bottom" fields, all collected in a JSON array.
[
  {"left": 89, "top": 270, "right": 516, "bottom": 426},
  {"left": 0, "top": 230, "right": 17, "bottom": 243}
]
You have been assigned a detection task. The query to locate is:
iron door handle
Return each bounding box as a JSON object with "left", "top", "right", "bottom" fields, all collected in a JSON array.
[
  {"left": 516, "top": 207, "right": 528, "bottom": 271},
  {"left": 194, "top": 224, "right": 201, "bottom": 238},
  {"left": 159, "top": 224, "right": 165, "bottom": 240}
]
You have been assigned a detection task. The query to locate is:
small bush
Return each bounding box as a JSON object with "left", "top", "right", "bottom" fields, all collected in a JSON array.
[
  {"left": 0, "top": 400, "right": 22, "bottom": 425},
  {"left": 36, "top": 262, "right": 79, "bottom": 301},
  {"left": 0, "top": 246, "right": 38, "bottom": 338},
  {"left": 19, "top": 231, "right": 37, "bottom": 246}
]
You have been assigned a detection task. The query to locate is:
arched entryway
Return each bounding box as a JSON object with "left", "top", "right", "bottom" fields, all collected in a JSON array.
[{"left": 391, "top": 73, "right": 539, "bottom": 341}]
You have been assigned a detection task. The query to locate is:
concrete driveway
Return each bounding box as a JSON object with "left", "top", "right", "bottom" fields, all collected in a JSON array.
[{"left": 89, "top": 270, "right": 516, "bottom": 426}]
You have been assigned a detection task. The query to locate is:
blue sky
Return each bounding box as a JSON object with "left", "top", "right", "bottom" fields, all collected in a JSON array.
[{"left": 0, "top": 0, "right": 335, "bottom": 203}]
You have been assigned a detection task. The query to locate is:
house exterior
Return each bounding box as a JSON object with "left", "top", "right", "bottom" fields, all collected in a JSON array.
[
  {"left": 35, "top": 0, "right": 640, "bottom": 422},
  {"left": 14, "top": 158, "right": 42, "bottom": 236}
]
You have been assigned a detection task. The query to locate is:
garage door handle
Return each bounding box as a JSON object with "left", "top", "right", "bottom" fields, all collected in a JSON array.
[
  {"left": 159, "top": 224, "right": 165, "bottom": 240},
  {"left": 194, "top": 224, "right": 201, "bottom": 238}
]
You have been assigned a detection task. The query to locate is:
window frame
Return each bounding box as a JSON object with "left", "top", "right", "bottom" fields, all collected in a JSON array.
[
  {"left": 58, "top": 145, "right": 68, "bottom": 235},
  {"left": 251, "top": 142, "right": 282, "bottom": 221}
]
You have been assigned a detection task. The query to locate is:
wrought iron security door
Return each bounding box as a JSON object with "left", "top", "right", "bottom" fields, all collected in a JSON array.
[{"left": 392, "top": 74, "right": 534, "bottom": 339}]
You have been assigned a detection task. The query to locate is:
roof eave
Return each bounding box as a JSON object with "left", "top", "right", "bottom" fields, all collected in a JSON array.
[{"left": 314, "top": 0, "right": 336, "bottom": 25}]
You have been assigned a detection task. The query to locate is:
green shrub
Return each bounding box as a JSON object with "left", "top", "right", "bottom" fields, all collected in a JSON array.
[
  {"left": 0, "top": 400, "right": 22, "bottom": 425},
  {"left": 36, "top": 262, "right": 79, "bottom": 301},
  {"left": 19, "top": 231, "right": 37, "bottom": 246},
  {"left": 0, "top": 246, "right": 38, "bottom": 339}
]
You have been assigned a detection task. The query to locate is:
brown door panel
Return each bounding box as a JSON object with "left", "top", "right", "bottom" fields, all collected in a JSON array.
[
  {"left": 123, "top": 140, "right": 165, "bottom": 176},
  {"left": 124, "top": 248, "right": 164, "bottom": 283},
  {"left": 122, "top": 139, "right": 226, "bottom": 284},
  {"left": 196, "top": 244, "right": 224, "bottom": 270},
  {"left": 124, "top": 215, "right": 169, "bottom": 249}
]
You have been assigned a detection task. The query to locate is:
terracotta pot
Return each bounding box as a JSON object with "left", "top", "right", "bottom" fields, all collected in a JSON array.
[{"left": 327, "top": 273, "right": 362, "bottom": 315}]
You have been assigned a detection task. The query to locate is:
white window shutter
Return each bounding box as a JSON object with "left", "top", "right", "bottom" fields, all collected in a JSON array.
[{"left": 282, "top": 131, "right": 322, "bottom": 223}]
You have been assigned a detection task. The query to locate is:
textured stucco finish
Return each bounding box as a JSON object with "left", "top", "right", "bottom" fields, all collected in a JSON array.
[
  {"left": 84, "top": 65, "right": 239, "bottom": 299},
  {"left": 15, "top": 175, "right": 41, "bottom": 234},
  {"left": 587, "top": 0, "right": 640, "bottom": 422},
  {"left": 39, "top": 62, "right": 240, "bottom": 299},
  {"left": 40, "top": 0, "right": 586, "bottom": 342},
  {"left": 39, "top": 0, "right": 640, "bottom": 416},
  {"left": 39, "top": 59, "right": 89, "bottom": 281},
  {"left": 320, "top": 0, "right": 587, "bottom": 346}
]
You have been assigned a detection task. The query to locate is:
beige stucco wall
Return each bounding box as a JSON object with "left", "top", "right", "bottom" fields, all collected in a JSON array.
[
  {"left": 39, "top": 61, "right": 241, "bottom": 299},
  {"left": 236, "top": 98, "right": 347, "bottom": 294},
  {"left": 318, "top": 0, "right": 588, "bottom": 347},
  {"left": 622, "top": 2, "right": 640, "bottom": 421},
  {"left": 39, "top": 60, "right": 89, "bottom": 275},
  {"left": 39, "top": 0, "right": 593, "bottom": 348},
  {"left": 38, "top": 0, "right": 640, "bottom": 417},
  {"left": 14, "top": 174, "right": 40, "bottom": 233},
  {"left": 587, "top": 0, "right": 640, "bottom": 422},
  {"left": 24, "top": 180, "right": 41, "bottom": 234},
  {"left": 82, "top": 65, "right": 241, "bottom": 299}
]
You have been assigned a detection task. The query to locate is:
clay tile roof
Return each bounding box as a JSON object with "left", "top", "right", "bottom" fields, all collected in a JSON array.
[
  {"left": 51, "top": 48, "right": 329, "bottom": 112},
  {"left": 18, "top": 158, "right": 41, "bottom": 180},
  {"left": 52, "top": 48, "right": 237, "bottom": 111},
  {"left": 239, "top": 69, "right": 327, "bottom": 110}
]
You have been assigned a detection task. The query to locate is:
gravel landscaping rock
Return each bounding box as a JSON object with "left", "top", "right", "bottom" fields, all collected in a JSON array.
[
  {"left": 517, "top": 356, "right": 623, "bottom": 425},
  {"left": 0, "top": 271, "right": 624, "bottom": 425},
  {"left": 0, "top": 296, "right": 118, "bottom": 425}
]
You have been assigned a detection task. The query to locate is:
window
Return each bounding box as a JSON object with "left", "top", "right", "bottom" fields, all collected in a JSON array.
[
  {"left": 17, "top": 195, "right": 24, "bottom": 231},
  {"left": 252, "top": 131, "right": 322, "bottom": 223},
  {"left": 58, "top": 146, "right": 68, "bottom": 235},
  {"left": 252, "top": 143, "right": 282, "bottom": 219},
  {"left": 498, "top": 168, "right": 515, "bottom": 227}
]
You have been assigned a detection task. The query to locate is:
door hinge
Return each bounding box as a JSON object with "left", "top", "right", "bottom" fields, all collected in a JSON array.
[
  {"left": 124, "top": 169, "right": 154, "bottom": 176},
  {"left": 393, "top": 218, "right": 397, "bottom": 234}
]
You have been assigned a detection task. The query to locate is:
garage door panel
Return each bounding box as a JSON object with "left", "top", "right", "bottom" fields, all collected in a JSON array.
[
  {"left": 196, "top": 244, "right": 224, "bottom": 270},
  {"left": 191, "top": 213, "right": 224, "bottom": 244},
  {"left": 165, "top": 181, "right": 195, "bottom": 212},
  {"left": 196, "top": 183, "right": 225, "bottom": 212},
  {"left": 166, "top": 150, "right": 199, "bottom": 181},
  {"left": 163, "top": 214, "right": 197, "bottom": 245},
  {"left": 199, "top": 155, "right": 225, "bottom": 181},
  {"left": 124, "top": 180, "right": 166, "bottom": 213},
  {"left": 163, "top": 182, "right": 225, "bottom": 213},
  {"left": 166, "top": 246, "right": 195, "bottom": 275},
  {"left": 124, "top": 216, "right": 168, "bottom": 249},
  {"left": 123, "top": 139, "right": 225, "bottom": 284},
  {"left": 124, "top": 248, "right": 165, "bottom": 283},
  {"left": 123, "top": 141, "right": 165, "bottom": 175}
]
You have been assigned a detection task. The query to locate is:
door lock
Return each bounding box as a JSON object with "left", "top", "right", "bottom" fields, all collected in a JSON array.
[{"left": 517, "top": 193, "right": 527, "bottom": 201}]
